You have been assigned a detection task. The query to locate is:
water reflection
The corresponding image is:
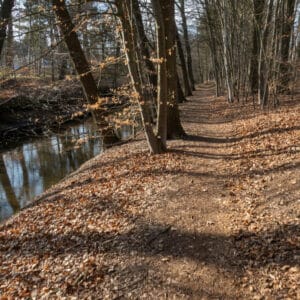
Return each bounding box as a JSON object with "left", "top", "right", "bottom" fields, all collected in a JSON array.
[{"left": 0, "top": 120, "right": 133, "bottom": 221}]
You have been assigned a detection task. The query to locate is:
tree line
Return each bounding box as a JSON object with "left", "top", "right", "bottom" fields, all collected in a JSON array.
[{"left": 0, "top": 0, "right": 299, "bottom": 153}]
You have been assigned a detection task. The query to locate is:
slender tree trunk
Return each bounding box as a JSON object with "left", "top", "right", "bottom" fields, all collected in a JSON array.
[
  {"left": 0, "top": 0, "right": 14, "bottom": 57},
  {"left": 164, "top": 0, "right": 186, "bottom": 139},
  {"left": 258, "top": 0, "right": 274, "bottom": 107},
  {"left": 152, "top": 0, "right": 168, "bottom": 151},
  {"left": 132, "top": 0, "right": 157, "bottom": 87},
  {"left": 176, "top": 26, "right": 192, "bottom": 96},
  {"left": 52, "top": 0, "right": 98, "bottom": 104},
  {"left": 52, "top": 0, "right": 118, "bottom": 143},
  {"left": 250, "top": 0, "right": 265, "bottom": 94},
  {"left": 5, "top": 16, "right": 13, "bottom": 68},
  {"left": 116, "top": 0, "right": 163, "bottom": 153},
  {"left": 179, "top": 0, "right": 196, "bottom": 90},
  {"left": 279, "top": 0, "right": 296, "bottom": 91},
  {"left": 204, "top": 0, "right": 222, "bottom": 96},
  {"left": 177, "top": 74, "right": 187, "bottom": 103},
  {"left": 218, "top": 0, "right": 234, "bottom": 102}
]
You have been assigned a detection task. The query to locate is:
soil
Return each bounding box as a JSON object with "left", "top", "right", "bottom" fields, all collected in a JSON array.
[
  {"left": 0, "top": 78, "right": 87, "bottom": 149},
  {"left": 0, "top": 83, "right": 299, "bottom": 299},
  {"left": 0, "top": 78, "right": 122, "bottom": 150}
]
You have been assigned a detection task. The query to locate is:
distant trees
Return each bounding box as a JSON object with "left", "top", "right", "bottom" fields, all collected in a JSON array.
[
  {"left": 200, "top": 0, "right": 298, "bottom": 107},
  {"left": 0, "top": 0, "right": 299, "bottom": 152}
]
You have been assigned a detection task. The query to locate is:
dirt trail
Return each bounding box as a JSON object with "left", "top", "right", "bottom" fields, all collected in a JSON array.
[
  {"left": 0, "top": 83, "right": 299, "bottom": 299},
  {"left": 141, "top": 85, "right": 240, "bottom": 298}
]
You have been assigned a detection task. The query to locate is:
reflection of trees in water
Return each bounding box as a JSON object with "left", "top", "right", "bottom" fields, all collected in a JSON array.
[
  {"left": 0, "top": 120, "right": 104, "bottom": 221},
  {"left": 19, "top": 149, "right": 30, "bottom": 204},
  {"left": 35, "top": 124, "right": 100, "bottom": 190},
  {"left": 0, "top": 154, "right": 20, "bottom": 213}
]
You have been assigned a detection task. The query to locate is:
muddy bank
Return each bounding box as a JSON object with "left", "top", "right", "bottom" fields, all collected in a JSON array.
[
  {"left": 0, "top": 79, "right": 85, "bottom": 148},
  {"left": 0, "top": 79, "right": 124, "bottom": 150}
]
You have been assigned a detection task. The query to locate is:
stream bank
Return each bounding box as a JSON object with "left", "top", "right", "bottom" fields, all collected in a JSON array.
[
  {"left": 0, "top": 78, "right": 134, "bottom": 221},
  {"left": 0, "top": 78, "right": 125, "bottom": 150}
]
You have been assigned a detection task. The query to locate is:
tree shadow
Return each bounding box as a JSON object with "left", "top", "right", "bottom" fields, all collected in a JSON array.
[
  {"left": 1, "top": 219, "right": 298, "bottom": 271},
  {"left": 184, "top": 124, "right": 300, "bottom": 143},
  {"left": 172, "top": 145, "right": 300, "bottom": 161}
]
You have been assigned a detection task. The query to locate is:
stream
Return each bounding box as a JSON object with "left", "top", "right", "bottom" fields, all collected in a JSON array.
[{"left": 0, "top": 119, "right": 133, "bottom": 222}]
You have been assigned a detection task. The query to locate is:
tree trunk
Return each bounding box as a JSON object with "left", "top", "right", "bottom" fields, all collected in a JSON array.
[
  {"left": 164, "top": 0, "right": 186, "bottom": 139},
  {"left": 250, "top": 0, "right": 265, "bottom": 94},
  {"left": 116, "top": 0, "right": 164, "bottom": 154},
  {"left": 176, "top": 26, "right": 192, "bottom": 96},
  {"left": 218, "top": 0, "right": 234, "bottom": 102},
  {"left": 179, "top": 0, "right": 196, "bottom": 90},
  {"left": 279, "top": 0, "right": 296, "bottom": 91},
  {"left": 52, "top": 0, "right": 98, "bottom": 104},
  {"left": 152, "top": 0, "right": 168, "bottom": 151},
  {"left": 132, "top": 0, "right": 157, "bottom": 87},
  {"left": 5, "top": 16, "right": 13, "bottom": 68},
  {"left": 204, "top": 0, "right": 222, "bottom": 97},
  {"left": 52, "top": 0, "right": 118, "bottom": 143},
  {"left": 258, "top": 0, "right": 274, "bottom": 107},
  {"left": 0, "top": 0, "right": 14, "bottom": 57},
  {"left": 177, "top": 74, "right": 187, "bottom": 103}
]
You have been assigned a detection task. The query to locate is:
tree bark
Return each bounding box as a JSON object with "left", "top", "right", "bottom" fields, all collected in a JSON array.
[
  {"left": 218, "top": 0, "right": 234, "bottom": 102},
  {"left": 164, "top": 0, "right": 186, "bottom": 139},
  {"left": 258, "top": 0, "right": 274, "bottom": 107},
  {"left": 179, "top": 0, "right": 196, "bottom": 91},
  {"left": 52, "top": 0, "right": 118, "bottom": 143},
  {"left": 250, "top": 0, "right": 265, "bottom": 94},
  {"left": 152, "top": 0, "right": 168, "bottom": 151},
  {"left": 177, "top": 74, "right": 187, "bottom": 103},
  {"left": 5, "top": 17, "right": 13, "bottom": 68},
  {"left": 52, "top": 0, "right": 98, "bottom": 104},
  {"left": 0, "top": 0, "right": 14, "bottom": 58},
  {"left": 116, "top": 0, "right": 164, "bottom": 153},
  {"left": 204, "top": 0, "right": 222, "bottom": 97},
  {"left": 279, "top": 0, "right": 296, "bottom": 91},
  {"left": 132, "top": 0, "right": 157, "bottom": 87},
  {"left": 176, "top": 26, "right": 192, "bottom": 96}
]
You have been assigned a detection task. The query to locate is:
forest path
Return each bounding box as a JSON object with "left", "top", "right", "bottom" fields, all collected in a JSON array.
[
  {"left": 0, "top": 83, "right": 299, "bottom": 299},
  {"left": 138, "top": 82, "right": 299, "bottom": 299},
  {"left": 142, "top": 84, "right": 241, "bottom": 298}
]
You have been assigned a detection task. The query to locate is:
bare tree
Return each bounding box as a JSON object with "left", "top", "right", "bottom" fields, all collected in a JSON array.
[
  {"left": 177, "top": 0, "right": 196, "bottom": 91},
  {"left": 52, "top": 0, "right": 118, "bottom": 142},
  {"left": 0, "top": 0, "right": 14, "bottom": 57}
]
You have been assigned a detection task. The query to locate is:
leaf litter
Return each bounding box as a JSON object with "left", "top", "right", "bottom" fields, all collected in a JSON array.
[{"left": 0, "top": 83, "right": 299, "bottom": 299}]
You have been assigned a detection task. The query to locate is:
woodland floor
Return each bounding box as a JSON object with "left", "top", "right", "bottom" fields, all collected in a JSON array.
[{"left": 0, "top": 83, "right": 299, "bottom": 299}]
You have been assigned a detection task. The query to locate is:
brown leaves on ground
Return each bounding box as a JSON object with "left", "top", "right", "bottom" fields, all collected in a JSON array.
[
  {"left": 0, "top": 82, "right": 299, "bottom": 299},
  {"left": 203, "top": 90, "right": 300, "bottom": 299},
  {"left": 0, "top": 141, "right": 186, "bottom": 299}
]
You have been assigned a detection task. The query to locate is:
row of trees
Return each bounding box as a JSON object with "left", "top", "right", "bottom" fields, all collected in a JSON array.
[
  {"left": 200, "top": 0, "right": 298, "bottom": 106},
  {"left": 1, "top": 0, "right": 299, "bottom": 153}
]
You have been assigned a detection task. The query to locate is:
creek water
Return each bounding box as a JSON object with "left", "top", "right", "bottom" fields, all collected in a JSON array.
[{"left": 0, "top": 119, "right": 133, "bottom": 222}]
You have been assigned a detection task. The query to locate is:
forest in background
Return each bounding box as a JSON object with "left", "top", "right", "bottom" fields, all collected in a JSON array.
[{"left": 0, "top": 0, "right": 299, "bottom": 153}]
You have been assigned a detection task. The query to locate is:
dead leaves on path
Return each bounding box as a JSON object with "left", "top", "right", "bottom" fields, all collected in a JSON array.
[
  {"left": 220, "top": 102, "right": 300, "bottom": 299},
  {"left": 0, "top": 89, "right": 300, "bottom": 299},
  {"left": 0, "top": 145, "right": 184, "bottom": 299}
]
